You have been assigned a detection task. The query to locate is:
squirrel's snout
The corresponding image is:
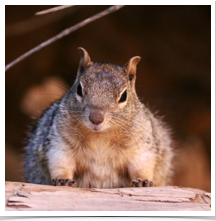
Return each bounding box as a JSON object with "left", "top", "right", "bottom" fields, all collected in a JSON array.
[{"left": 89, "top": 110, "right": 104, "bottom": 125}]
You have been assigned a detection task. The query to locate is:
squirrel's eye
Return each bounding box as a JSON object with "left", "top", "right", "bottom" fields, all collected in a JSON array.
[
  {"left": 119, "top": 90, "right": 127, "bottom": 103},
  {"left": 77, "top": 83, "right": 83, "bottom": 97}
]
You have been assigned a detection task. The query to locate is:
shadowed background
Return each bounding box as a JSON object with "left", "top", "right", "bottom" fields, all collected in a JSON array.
[{"left": 5, "top": 5, "right": 211, "bottom": 191}]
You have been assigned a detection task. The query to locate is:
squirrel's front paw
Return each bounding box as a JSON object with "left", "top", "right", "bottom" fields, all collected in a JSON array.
[
  {"left": 52, "top": 179, "right": 75, "bottom": 187},
  {"left": 132, "top": 179, "right": 153, "bottom": 187}
]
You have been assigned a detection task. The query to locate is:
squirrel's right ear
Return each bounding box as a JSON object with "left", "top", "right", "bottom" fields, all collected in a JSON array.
[
  {"left": 77, "top": 47, "right": 92, "bottom": 74},
  {"left": 123, "top": 56, "right": 141, "bottom": 88}
]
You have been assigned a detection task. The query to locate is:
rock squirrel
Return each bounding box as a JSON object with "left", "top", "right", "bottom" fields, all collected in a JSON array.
[{"left": 24, "top": 47, "right": 173, "bottom": 188}]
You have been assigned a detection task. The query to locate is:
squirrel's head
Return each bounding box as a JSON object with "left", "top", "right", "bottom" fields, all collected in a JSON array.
[{"left": 69, "top": 47, "right": 141, "bottom": 133}]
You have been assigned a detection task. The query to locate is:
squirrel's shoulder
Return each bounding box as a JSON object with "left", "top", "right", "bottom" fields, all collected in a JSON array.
[{"left": 27, "top": 98, "right": 62, "bottom": 142}]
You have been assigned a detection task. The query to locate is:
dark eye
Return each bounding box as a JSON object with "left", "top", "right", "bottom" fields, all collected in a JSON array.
[
  {"left": 77, "top": 83, "right": 83, "bottom": 97},
  {"left": 119, "top": 90, "right": 127, "bottom": 103}
]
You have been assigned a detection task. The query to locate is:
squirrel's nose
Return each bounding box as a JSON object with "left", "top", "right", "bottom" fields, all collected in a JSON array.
[{"left": 89, "top": 110, "right": 104, "bottom": 125}]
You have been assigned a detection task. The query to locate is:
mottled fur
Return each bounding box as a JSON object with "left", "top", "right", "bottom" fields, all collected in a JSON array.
[{"left": 24, "top": 47, "right": 173, "bottom": 188}]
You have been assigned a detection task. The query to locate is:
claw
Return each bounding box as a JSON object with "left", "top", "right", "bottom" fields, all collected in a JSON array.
[
  {"left": 52, "top": 179, "right": 75, "bottom": 187},
  {"left": 131, "top": 179, "right": 153, "bottom": 187}
]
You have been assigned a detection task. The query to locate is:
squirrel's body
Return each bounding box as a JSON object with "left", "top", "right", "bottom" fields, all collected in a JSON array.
[{"left": 24, "top": 48, "right": 173, "bottom": 188}]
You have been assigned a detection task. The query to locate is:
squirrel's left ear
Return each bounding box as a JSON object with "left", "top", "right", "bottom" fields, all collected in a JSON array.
[
  {"left": 77, "top": 47, "right": 92, "bottom": 75},
  {"left": 124, "top": 56, "right": 141, "bottom": 88}
]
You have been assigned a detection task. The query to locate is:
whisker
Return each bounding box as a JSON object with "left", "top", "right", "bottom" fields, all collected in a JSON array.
[
  {"left": 58, "top": 68, "right": 77, "bottom": 78},
  {"left": 46, "top": 82, "right": 69, "bottom": 92},
  {"left": 108, "top": 116, "right": 141, "bottom": 151},
  {"left": 109, "top": 110, "right": 172, "bottom": 149}
]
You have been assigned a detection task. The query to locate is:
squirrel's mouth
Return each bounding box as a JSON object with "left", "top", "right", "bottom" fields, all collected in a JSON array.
[
  {"left": 86, "top": 123, "right": 104, "bottom": 132},
  {"left": 91, "top": 126, "right": 103, "bottom": 132}
]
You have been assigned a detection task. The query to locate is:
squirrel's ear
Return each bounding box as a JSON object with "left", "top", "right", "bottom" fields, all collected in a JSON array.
[
  {"left": 77, "top": 47, "right": 92, "bottom": 74},
  {"left": 124, "top": 56, "right": 141, "bottom": 87}
]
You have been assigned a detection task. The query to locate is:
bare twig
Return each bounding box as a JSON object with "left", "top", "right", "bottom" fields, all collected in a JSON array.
[
  {"left": 5, "top": 5, "right": 124, "bottom": 72},
  {"left": 6, "top": 6, "right": 79, "bottom": 36},
  {"left": 35, "top": 5, "right": 74, "bottom": 16}
]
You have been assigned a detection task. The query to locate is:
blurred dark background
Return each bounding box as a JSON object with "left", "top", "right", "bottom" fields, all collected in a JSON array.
[{"left": 5, "top": 5, "right": 211, "bottom": 191}]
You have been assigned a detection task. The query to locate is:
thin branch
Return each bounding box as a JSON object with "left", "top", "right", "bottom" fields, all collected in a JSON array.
[
  {"left": 6, "top": 6, "right": 80, "bottom": 36},
  {"left": 35, "top": 5, "right": 74, "bottom": 16},
  {"left": 5, "top": 5, "right": 124, "bottom": 72}
]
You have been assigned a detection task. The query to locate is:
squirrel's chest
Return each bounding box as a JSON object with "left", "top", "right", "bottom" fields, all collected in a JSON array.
[{"left": 74, "top": 140, "right": 130, "bottom": 188}]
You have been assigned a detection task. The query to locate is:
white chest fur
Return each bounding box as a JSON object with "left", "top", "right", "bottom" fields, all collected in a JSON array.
[{"left": 73, "top": 135, "right": 130, "bottom": 188}]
